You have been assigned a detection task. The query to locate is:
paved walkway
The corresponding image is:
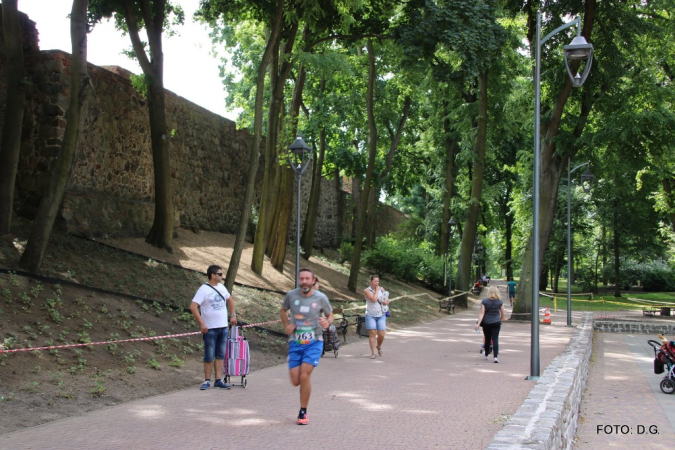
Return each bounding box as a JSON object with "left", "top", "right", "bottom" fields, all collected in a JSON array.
[
  {"left": 575, "top": 332, "right": 675, "bottom": 449},
  {"left": 1, "top": 290, "right": 575, "bottom": 450}
]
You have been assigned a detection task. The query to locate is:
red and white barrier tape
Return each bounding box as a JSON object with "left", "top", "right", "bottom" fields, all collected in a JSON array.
[
  {"left": 0, "top": 319, "right": 285, "bottom": 354},
  {"left": 0, "top": 331, "right": 201, "bottom": 354}
]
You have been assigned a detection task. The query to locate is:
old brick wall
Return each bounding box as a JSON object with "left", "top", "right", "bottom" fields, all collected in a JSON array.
[{"left": 1, "top": 11, "right": 407, "bottom": 249}]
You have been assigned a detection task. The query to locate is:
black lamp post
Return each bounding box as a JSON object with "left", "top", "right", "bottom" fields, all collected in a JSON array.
[
  {"left": 530, "top": 12, "right": 593, "bottom": 380},
  {"left": 287, "top": 136, "right": 312, "bottom": 289},
  {"left": 566, "top": 160, "right": 594, "bottom": 327}
]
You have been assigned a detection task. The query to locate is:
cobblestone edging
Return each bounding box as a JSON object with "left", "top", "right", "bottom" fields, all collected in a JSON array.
[
  {"left": 486, "top": 312, "right": 594, "bottom": 450},
  {"left": 593, "top": 320, "right": 675, "bottom": 334}
]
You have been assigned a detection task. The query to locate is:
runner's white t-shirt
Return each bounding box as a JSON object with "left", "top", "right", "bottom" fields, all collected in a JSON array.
[{"left": 191, "top": 283, "right": 230, "bottom": 329}]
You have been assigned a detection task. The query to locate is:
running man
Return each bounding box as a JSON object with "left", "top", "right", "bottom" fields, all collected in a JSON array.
[{"left": 280, "top": 267, "right": 333, "bottom": 425}]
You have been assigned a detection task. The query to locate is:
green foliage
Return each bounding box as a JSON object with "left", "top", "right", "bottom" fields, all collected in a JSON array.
[
  {"left": 640, "top": 261, "right": 675, "bottom": 292},
  {"left": 338, "top": 241, "right": 354, "bottom": 263},
  {"left": 129, "top": 73, "right": 150, "bottom": 98},
  {"left": 361, "top": 236, "right": 446, "bottom": 290},
  {"left": 599, "top": 259, "right": 675, "bottom": 292}
]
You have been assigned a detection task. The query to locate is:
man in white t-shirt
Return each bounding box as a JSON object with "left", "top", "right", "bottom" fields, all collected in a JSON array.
[{"left": 190, "top": 265, "right": 237, "bottom": 390}]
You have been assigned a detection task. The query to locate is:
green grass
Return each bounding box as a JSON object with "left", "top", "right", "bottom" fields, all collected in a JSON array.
[{"left": 537, "top": 291, "right": 675, "bottom": 312}]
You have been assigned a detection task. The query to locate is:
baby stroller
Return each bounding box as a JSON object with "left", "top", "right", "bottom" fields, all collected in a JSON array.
[
  {"left": 321, "top": 324, "right": 340, "bottom": 358},
  {"left": 648, "top": 338, "right": 675, "bottom": 394}
]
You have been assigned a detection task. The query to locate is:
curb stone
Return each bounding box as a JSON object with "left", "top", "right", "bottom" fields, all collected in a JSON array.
[{"left": 486, "top": 312, "right": 594, "bottom": 450}]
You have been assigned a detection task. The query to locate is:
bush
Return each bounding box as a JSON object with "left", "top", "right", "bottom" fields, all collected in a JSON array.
[
  {"left": 641, "top": 261, "right": 675, "bottom": 292},
  {"left": 361, "top": 236, "right": 446, "bottom": 291},
  {"left": 602, "top": 259, "right": 675, "bottom": 292},
  {"left": 338, "top": 242, "right": 354, "bottom": 263}
]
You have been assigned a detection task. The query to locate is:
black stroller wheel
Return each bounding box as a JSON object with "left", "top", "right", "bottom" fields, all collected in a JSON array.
[{"left": 660, "top": 377, "right": 675, "bottom": 394}]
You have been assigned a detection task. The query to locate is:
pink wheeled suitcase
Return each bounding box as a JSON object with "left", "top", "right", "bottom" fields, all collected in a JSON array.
[{"left": 223, "top": 326, "right": 250, "bottom": 388}]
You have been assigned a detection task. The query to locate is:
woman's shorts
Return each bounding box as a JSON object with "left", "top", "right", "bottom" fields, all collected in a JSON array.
[{"left": 365, "top": 314, "right": 386, "bottom": 331}]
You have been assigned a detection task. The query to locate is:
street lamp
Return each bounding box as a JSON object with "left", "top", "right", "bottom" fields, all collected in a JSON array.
[
  {"left": 566, "top": 160, "right": 594, "bottom": 327},
  {"left": 287, "top": 136, "right": 313, "bottom": 289},
  {"left": 447, "top": 218, "right": 456, "bottom": 297},
  {"left": 531, "top": 12, "right": 593, "bottom": 379}
]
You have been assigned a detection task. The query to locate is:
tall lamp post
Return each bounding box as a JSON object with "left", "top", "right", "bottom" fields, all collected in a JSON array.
[
  {"left": 288, "top": 136, "right": 313, "bottom": 289},
  {"left": 447, "top": 218, "right": 456, "bottom": 297},
  {"left": 530, "top": 12, "right": 593, "bottom": 379},
  {"left": 566, "top": 160, "right": 594, "bottom": 327}
]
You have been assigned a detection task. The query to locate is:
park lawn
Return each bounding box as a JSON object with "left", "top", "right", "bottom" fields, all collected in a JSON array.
[{"left": 537, "top": 291, "right": 675, "bottom": 312}]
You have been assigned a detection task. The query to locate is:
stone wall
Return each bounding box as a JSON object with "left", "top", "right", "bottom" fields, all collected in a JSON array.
[
  {"left": 1, "top": 11, "right": 407, "bottom": 248},
  {"left": 593, "top": 319, "right": 675, "bottom": 335},
  {"left": 487, "top": 312, "right": 594, "bottom": 450}
]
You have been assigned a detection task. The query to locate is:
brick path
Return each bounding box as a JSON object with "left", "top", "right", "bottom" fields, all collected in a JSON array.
[
  {"left": 574, "top": 333, "right": 675, "bottom": 449},
  {"left": 0, "top": 289, "right": 575, "bottom": 450}
]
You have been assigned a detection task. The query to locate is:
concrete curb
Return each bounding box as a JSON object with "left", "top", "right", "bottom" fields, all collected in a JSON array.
[{"left": 486, "top": 312, "right": 594, "bottom": 450}]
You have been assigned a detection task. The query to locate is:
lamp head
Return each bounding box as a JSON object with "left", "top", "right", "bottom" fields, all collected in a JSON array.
[
  {"left": 287, "top": 136, "right": 312, "bottom": 155},
  {"left": 580, "top": 167, "right": 595, "bottom": 193},
  {"left": 564, "top": 35, "right": 593, "bottom": 88}
]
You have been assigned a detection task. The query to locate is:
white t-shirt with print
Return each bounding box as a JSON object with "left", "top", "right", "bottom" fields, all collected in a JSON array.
[{"left": 191, "top": 283, "right": 230, "bottom": 329}]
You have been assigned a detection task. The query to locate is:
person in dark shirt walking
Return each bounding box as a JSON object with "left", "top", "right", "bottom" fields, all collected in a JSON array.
[{"left": 473, "top": 286, "right": 506, "bottom": 363}]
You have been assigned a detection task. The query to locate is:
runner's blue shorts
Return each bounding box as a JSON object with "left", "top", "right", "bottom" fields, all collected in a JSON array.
[{"left": 288, "top": 340, "right": 323, "bottom": 369}]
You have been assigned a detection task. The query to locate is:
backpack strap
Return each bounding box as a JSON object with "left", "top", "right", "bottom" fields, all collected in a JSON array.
[{"left": 205, "top": 283, "right": 228, "bottom": 303}]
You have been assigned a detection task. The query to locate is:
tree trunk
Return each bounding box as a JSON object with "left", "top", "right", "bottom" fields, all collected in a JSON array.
[
  {"left": 144, "top": 77, "right": 173, "bottom": 251},
  {"left": 364, "top": 96, "right": 411, "bottom": 249},
  {"left": 224, "top": 0, "right": 284, "bottom": 292},
  {"left": 251, "top": 20, "right": 299, "bottom": 274},
  {"left": 0, "top": 0, "right": 27, "bottom": 234},
  {"left": 662, "top": 178, "right": 675, "bottom": 232},
  {"left": 269, "top": 43, "right": 307, "bottom": 272},
  {"left": 19, "top": 0, "right": 91, "bottom": 272},
  {"left": 440, "top": 101, "right": 457, "bottom": 256},
  {"left": 364, "top": 185, "right": 379, "bottom": 248},
  {"left": 504, "top": 186, "right": 514, "bottom": 279},
  {"left": 348, "top": 39, "right": 377, "bottom": 292},
  {"left": 613, "top": 199, "right": 621, "bottom": 297},
  {"left": 512, "top": 0, "right": 596, "bottom": 318},
  {"left": 351, "top": 158, "right": 361, "bottom": 238},
  {"left": 455, "top": 72, "right": 488, "bottom": 308},
  {"left": 120, "top": 0, "right": 173, "bottom": 251},
  {"left": 601, "top": 224, "right": 608, "bottom": 286},
  {"left": 270, "top": 166, "right": 294, "bottom": 270}
]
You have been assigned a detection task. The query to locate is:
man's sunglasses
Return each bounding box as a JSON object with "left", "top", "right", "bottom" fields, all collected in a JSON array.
[{"left": 215, "top": 273, "right": 223, "bottom": 276}]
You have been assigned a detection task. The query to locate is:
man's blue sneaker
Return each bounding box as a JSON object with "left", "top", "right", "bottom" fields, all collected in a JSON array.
[
  {"left": 214, "top": 379, "right": 231, "bottom": 390},
  {"left": 200, "top": 380, "right": 210, "bottom": 390}
]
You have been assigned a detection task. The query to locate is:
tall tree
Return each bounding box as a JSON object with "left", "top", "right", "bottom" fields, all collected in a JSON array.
[
  {"left": 89, "top": 0, "right": 184, "bottom": 251},
  {"left": 0, "top": 0, "right": 27, "bottom": 235},
  {"left": 454, "top": 72, "right": 489, "bottom": 307},
  {"left": 199, "top": 0, "right": 286, "bottom": 290},
  {"left": 19, "top": 0, "right": 92, "bottom": 272},
  {"left": 347, "top": 39, "right": 378, "bottom": 292},
  {"left": 511, "top": 0, "right": 598, "bottom": 317}
]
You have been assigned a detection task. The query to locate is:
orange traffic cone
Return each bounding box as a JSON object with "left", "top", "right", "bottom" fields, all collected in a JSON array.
[{"left": 542, "top": 308, "right": 552, "bottom": 325}]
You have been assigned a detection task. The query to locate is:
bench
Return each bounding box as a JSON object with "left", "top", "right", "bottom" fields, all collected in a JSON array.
[
  {"left": 643, "top": 307, "right": 660, "bottom": 317},
  {"left": 471, "top": 285, "right": 482, "bottom": 295},
  {"left": 439, "top": 298, "right": 455, "bottom": 314},
  {"left": 331, "top": 307, "right": 349, "bottom": 342}
]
